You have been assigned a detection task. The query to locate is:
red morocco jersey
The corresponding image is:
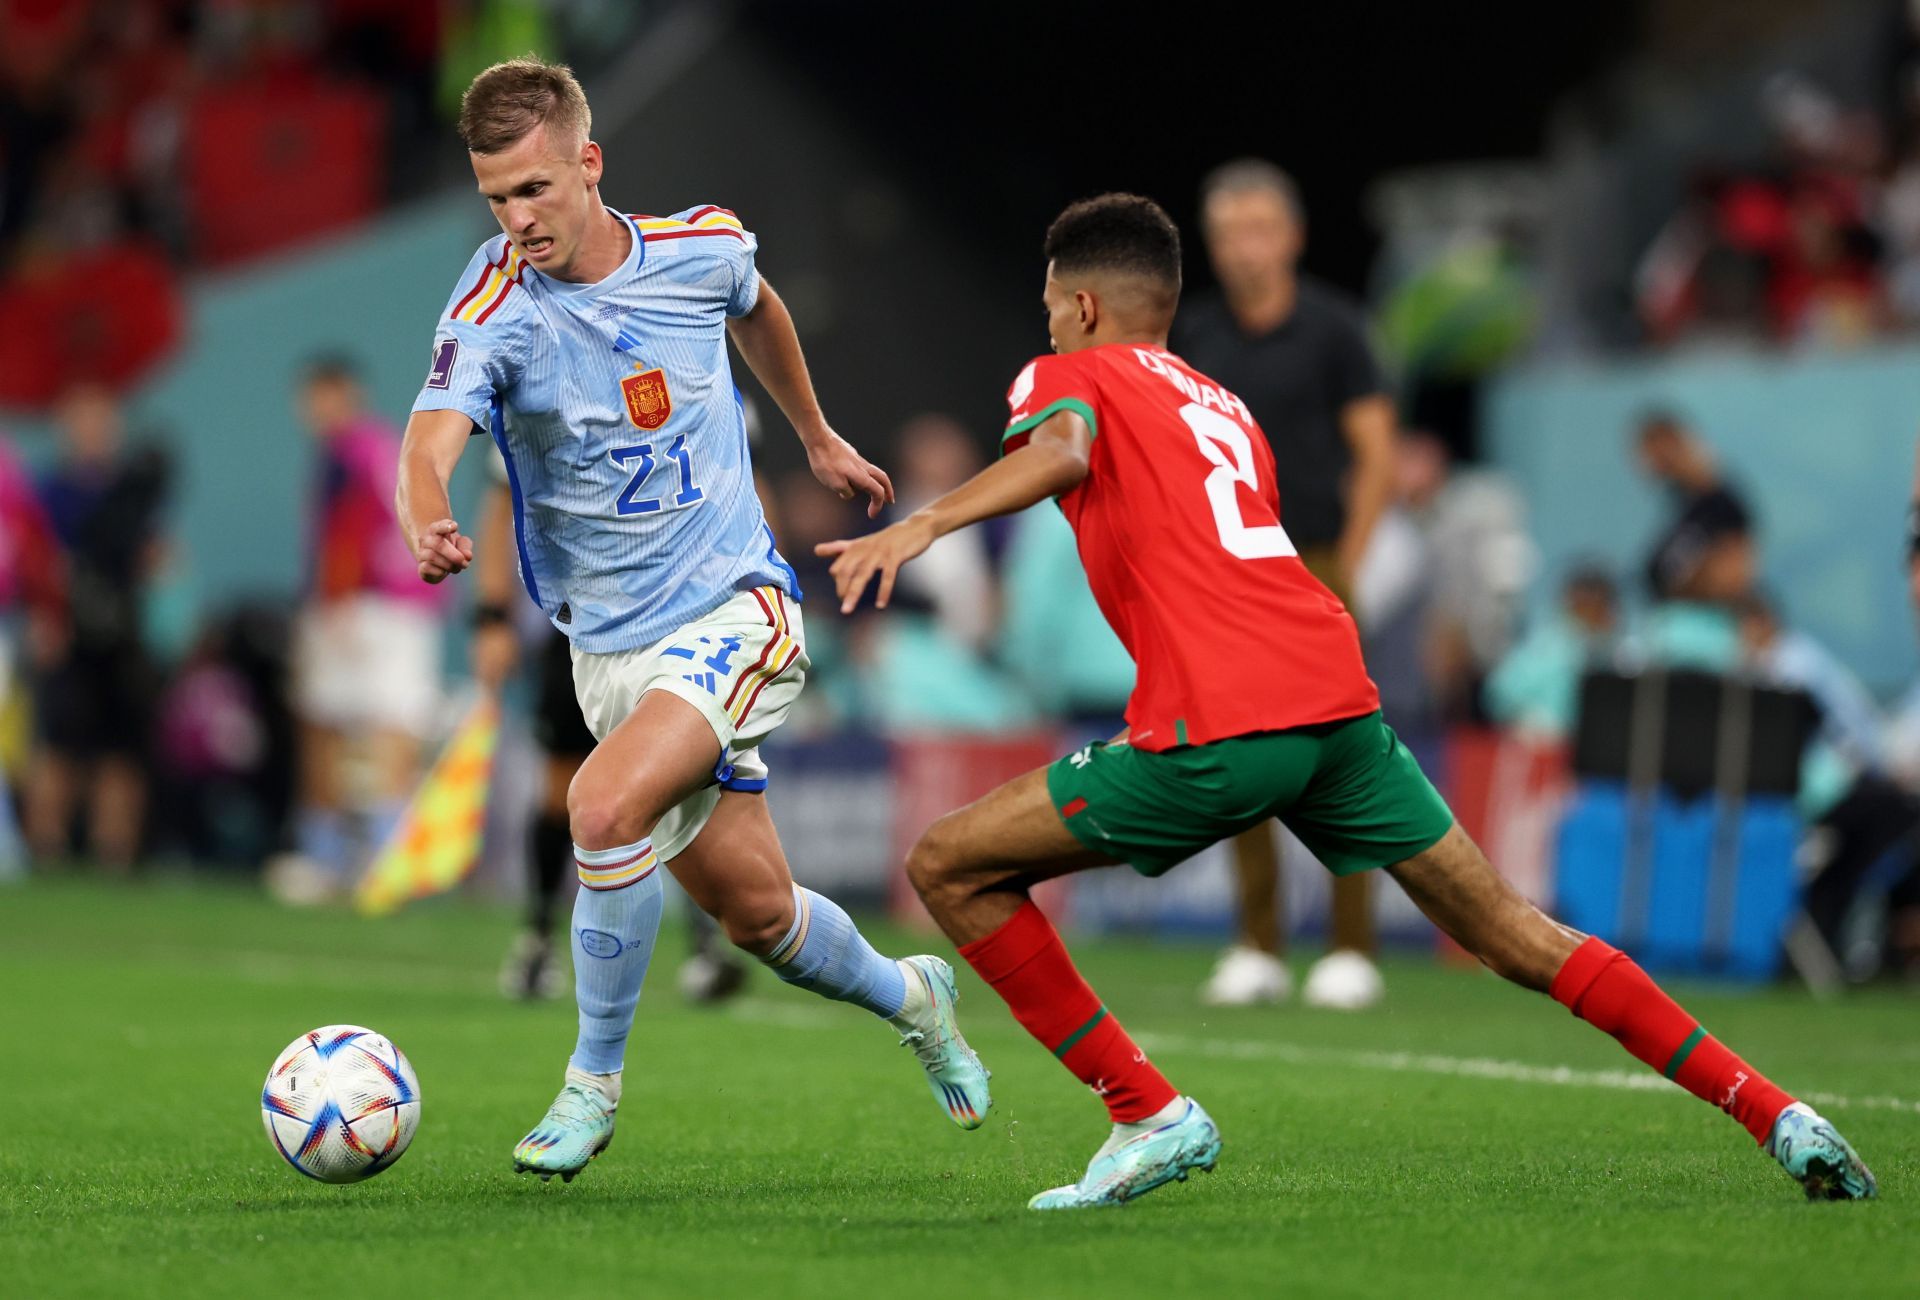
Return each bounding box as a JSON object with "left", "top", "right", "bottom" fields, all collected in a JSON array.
[{"left": 1001, "top": 343, "right": 1378, "bottom": 752}]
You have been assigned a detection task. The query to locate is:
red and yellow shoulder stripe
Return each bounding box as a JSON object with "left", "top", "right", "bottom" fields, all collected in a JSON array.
[
  {"left": 449, "top": 243, "right": 527, "bottom": 325},
  {"left": 628, "top": 206, "right": 746, "bottom": 243}
]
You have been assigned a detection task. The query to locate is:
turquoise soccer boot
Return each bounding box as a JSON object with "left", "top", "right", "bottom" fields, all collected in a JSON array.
[
  {"left": 1028, "top": 1097, "right": 1221, "bottom": 1210},
  {"left": 1766, "top": 1101, "right": 1876, "bottom": 1201},
  {"left": 513, "top": 1076, "right": 616, "bottom": 1182},
  {"left": 896, "top": 955, "right": 992, "bottom": 1129}
]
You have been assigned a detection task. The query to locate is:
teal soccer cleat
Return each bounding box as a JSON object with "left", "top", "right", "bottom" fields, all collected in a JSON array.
[
  {"left": 513, "top": 1079, "right": 616, "bottom": 1182},
  {"left": 1028, "top": 1097, "right": 1221, "bottom": 1210},
  {"left": 897, "top": 955, "right": 992, "bottom": 1129},
  {"left": 1766, "top": 1102, "right": 1877, "bottom": 1201}
]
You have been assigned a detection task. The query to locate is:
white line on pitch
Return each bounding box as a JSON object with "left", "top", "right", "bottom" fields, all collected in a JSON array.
[
  {"left": 96, "top": 944, "right": 1919, "bottom": 1119},
  {"left": 727, "top": 1002, "right": 1920, "bottom": 1117},
  {"left": 1126, "top": 1032, "right": 1920, "bottom": 1116}
]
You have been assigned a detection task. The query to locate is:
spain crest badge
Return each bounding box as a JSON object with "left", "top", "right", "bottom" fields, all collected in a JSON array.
[{"left": 621, "top": 366, "right": 672, "bottom": 431}]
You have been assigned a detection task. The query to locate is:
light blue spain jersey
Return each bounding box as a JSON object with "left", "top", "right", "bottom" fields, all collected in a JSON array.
[{"left": 413, "top": 204, "right": 799, "bottom": 652}]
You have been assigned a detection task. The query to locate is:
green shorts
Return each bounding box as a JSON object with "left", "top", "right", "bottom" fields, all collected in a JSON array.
[{"left": 1046, "top": 711, "right": 1454, "bottom": 878}]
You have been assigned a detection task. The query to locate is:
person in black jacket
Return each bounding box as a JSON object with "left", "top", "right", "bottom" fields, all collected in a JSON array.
[{"left": 1172, "top": 159, "right": 1398, "bottom": 1009}]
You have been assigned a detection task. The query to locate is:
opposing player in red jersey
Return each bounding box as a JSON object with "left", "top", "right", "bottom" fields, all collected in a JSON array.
[{"left": 819, "top": 194, "right": 1877, "bottom": 1210}]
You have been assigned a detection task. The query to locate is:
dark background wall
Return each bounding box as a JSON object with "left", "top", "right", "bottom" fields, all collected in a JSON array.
[{"left": 579, "top": 0, "right": 1636, "bottom": 468}]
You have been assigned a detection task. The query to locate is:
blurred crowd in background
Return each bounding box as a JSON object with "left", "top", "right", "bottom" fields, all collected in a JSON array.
[
  {"left": 0, "top": 0, "right": 643, "bottom": 404},
  {"left": 5, "top": 0, "right": 1920, "bottom": 990},
  {"left": 1639, "top": 69, "right": 1920, "bottom": 348}
]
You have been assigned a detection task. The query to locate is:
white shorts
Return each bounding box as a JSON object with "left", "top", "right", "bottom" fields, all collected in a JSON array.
[
  {"left": 293, "top": 596, "right": 442, "bottom": 738},
  {"left": 571, "top": 585, "right": 807, "bottom": 861}
]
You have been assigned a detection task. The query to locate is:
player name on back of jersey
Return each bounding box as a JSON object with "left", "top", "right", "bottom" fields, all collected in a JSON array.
[{"left": 1131, "top": 346, "right": 1253, "bottom": 426}]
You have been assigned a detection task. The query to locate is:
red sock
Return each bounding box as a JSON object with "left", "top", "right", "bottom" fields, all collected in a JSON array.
[
  {"left": 1550, "top": 937, "right": 1793, "bottom": 1143},
  {"left": 957, "top": 901, "right": 1178, "bottom": 1123}
]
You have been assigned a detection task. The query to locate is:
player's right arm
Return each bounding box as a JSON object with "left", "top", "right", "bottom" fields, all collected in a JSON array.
[
  {"left": 400, "top": 237, "right": 528, "bottom": 586},
  {"left": 395, "top": 408, "right": 477, "bottom": 584},
  {"left": 815, "top": 407, "right": 1091, "bottom": 614}
]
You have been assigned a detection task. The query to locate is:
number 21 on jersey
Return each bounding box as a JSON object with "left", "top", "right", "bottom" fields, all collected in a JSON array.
[
  {"left": 1179, "top": 403, "right": 1296, "bottom": 560},
  {"left": 609, "top": 434, "right": 705, "bottom": 516}
]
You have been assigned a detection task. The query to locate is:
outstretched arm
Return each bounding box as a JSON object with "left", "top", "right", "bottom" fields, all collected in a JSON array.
[
  {"left": 815, "top": 408, "right": 1092, "bottom": 614},
  {"left": 396, "top": 407, "right": 479, "bottom": 584},
  {"left": 727, "top": 278, "right": 893, "bottom": 517}
]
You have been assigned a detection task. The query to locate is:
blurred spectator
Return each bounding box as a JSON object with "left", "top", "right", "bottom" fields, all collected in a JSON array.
[
  {"left": 0, "top": 428, "right": 64, "bottom": 632},
  {"left": 0, "top": 428, "right": 65, "bottom": 879},
  {"left": 1635, "top": 410, "right": 1756, "bottom": 606},
  {"left": 1735, "top": 591, "right": 1920, "bottom": 980},
  {"left": 887, "top": 414, "right": 1001, "bottom": 652},
  {"left": 1880, "top": 69, "right": 1920, "bottom": 328},
  {"left": 855, "top": 414, "right": 1025, "bottom": 732},
  {"left": 0, "top": 1, "right": 190, "bottom": 399},
  {"left": 1910, "top": 431, "right": 1920, "bottom": 611},
  {"left": 1636, "top": 76, "right": 1890, "bottom": 349},
  {"left": 152, "top": 608, "right": 286, "bottom": 866},
  {"left": 1390, "top": 430, "right": 1534, "bottom": 722},
  {"left": 772, "top": 466, "right": 862, "bottom": 731},
  {"left": 469, "top": 455, "right": 582, "bottom": 1000},
  {"left": 999, "top": 505, "right": 1133, "bottom": 730},
  {"left": 1484, "top": 564, "right": 1620, "bottom": 739},
  {"left": 1179, "top": 159, "right": 1396, "bottom": 591},
  {"left": 1351, "top": 468, "right": 1435, "bottom": 748},
  {"left": 24, "top": 383, "right": 171, "bottom": 870},
  {"left": 269, "top": 355, "right": 445, "bottom": 904},
  {"left": 1176, "top": 157, "right": 1399, "bottom": 1009}
]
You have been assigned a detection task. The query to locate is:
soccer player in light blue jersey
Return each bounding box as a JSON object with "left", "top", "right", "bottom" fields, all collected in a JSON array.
[{"left": 395, "top": 58, "right": 990, "bottom": 1182}]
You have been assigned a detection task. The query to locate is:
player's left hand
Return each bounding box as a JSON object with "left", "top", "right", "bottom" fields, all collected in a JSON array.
[
  {"left": 815, "top": 515, "right": 935, "bottom": 614},
  {"left": 806, "top": 429, "right": 894, "bottom": 518}
]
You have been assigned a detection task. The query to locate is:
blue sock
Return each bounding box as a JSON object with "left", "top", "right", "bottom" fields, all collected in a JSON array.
[
  {"left": 569, "top": 838, "right": 665, "bottom": 1075},
  {"left": 762, "top": 885, "right": 907, "bottom": 1018}
]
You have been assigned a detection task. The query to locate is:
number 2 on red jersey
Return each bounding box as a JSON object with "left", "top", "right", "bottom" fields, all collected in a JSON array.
[{"left": 1178, "top": 403, "right": 1297, "bottom": 560}]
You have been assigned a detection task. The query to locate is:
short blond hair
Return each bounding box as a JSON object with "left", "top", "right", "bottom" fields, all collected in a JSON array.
[{"left": 458, "top": 57, "right": 591, "bottom": 155}]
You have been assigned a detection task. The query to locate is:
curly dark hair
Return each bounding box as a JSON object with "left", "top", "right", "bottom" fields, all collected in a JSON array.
[{"left": 1042, "top": 193, "right": 1182, "bottom": 301}]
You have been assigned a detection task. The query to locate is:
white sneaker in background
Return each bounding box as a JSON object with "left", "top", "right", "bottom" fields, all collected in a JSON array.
[
  {"left": 1302, "top": 949, "right": 1385, "bottom": 1010},
  {"left": 262, "top": 853, "right": 342, "bottom": 907},
  {"left": 499, "top": 931, "right": 564, "bottom": 1001},
  {"left": 1199, "top": 945, "right": 1292, "bottom": 1006}
]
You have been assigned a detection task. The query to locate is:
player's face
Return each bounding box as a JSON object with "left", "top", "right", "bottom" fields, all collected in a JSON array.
[
  {"left": 471, "top": 123, "right": 605, "bottom": 277},
  {"left": 54, "top": 384, "right": 122, "bottom": 462},
  {"left": 299, "top": 377, "right": 358, "bottom": 438},
  {"left": 1203, "top": 188, "right": 1301, "bottom": 292},
  {"left": 1042, "top": 264, "right": 1091, "bottom": 353}
]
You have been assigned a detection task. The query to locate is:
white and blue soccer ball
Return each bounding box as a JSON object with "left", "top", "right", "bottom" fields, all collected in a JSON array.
[{"left": 261, "top": 1025, "right": 421, "bottom": 1183}]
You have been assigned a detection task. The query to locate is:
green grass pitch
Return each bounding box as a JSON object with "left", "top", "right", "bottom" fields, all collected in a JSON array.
[{"left": 2, "top": 875, "right": 1915, "bottom": 1299}]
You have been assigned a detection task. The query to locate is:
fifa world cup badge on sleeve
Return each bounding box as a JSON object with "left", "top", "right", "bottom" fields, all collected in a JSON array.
[
  {"left": 621, "top": 365, "right": 673, "bottom": 430},
  {"left": 426, "top": 338, "right": 458, "bottom": 389}
]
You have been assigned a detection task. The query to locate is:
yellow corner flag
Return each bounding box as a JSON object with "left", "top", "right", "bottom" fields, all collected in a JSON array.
[{"left": 354, "top": 699, "right": 501, "bottom": 917}]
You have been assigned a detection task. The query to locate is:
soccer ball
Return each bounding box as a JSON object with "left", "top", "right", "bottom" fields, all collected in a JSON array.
[{"left": 261, "top": 1025, "right": 421, "bottom": 1183}]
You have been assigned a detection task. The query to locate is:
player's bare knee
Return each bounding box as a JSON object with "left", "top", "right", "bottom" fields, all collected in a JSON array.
[
  {"left": 905, "top": 815, "right": 968, "bottom": 902},
  {"left": 720, "top": 896, "right": 794, "bottom": 956},
  {"left": 566, "top": 778, "right": 650, "bottom": 853}
]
